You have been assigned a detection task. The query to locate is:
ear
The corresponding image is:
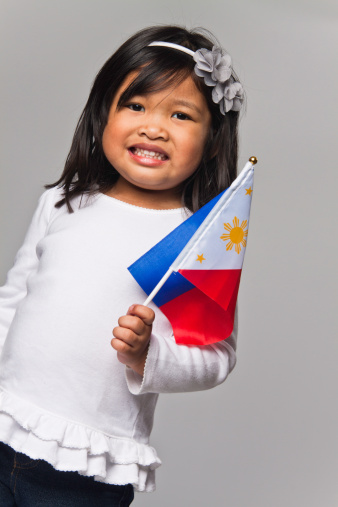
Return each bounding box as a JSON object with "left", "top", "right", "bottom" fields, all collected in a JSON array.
[
  {"left": 209, "top": 145, "right": 219, "bottom": 160},
  {"left": 202, "top": 124, "right": 217, "bottom": 161},
  {"left": 207, "top": 129, "right": 220, "bottom": 160}
]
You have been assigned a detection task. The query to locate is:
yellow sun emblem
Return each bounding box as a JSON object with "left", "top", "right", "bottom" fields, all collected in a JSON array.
[{"left": 220, "top": 217, "right": 248, "bottom": 254}]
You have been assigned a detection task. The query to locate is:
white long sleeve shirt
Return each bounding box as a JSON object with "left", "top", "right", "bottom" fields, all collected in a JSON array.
[{"left": 0, "top": 187, "right": 237, "bottom": 492}]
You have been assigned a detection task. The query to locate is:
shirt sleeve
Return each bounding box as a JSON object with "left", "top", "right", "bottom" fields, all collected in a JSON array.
[
  {"left": 0, "top": 188, "right": 58, "bottom": 352},
  {"left": 125, "top": 306, "right": 238, "bottom": 395}
]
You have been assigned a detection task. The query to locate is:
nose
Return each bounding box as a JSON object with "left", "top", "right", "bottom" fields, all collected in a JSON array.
[{"left": 137, "top": 114, "right": 169, "bottom": 141}]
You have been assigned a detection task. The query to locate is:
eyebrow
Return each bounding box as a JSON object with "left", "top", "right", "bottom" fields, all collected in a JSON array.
[{"left": 171, "top": 99, "right": 203, "bottom": 115}]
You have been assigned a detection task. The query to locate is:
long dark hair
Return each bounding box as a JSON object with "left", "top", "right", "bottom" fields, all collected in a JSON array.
[{"left": 46, "top": 25, "right": 242, "bottom": 212}]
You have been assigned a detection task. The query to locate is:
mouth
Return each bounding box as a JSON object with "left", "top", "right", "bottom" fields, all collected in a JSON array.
[{"left": 128, "top": 145, "right": 169, "bottom": 162}]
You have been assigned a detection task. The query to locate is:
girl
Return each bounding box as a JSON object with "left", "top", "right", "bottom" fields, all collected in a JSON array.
[{"left": 0, "top": 25, "right": 243, "bottom": 506}]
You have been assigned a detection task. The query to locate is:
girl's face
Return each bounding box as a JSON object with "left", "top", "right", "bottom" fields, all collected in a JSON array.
[{"left": 102, "top": 71, "right": 211, "bottom": 208}]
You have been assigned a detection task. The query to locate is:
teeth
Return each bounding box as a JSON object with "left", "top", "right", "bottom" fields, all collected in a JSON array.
[{"left": 133, "top": 148, "right": 166, "bottom": 161}]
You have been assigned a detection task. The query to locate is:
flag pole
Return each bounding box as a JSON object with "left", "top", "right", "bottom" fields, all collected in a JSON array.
[
  {"left": 142, "top": 156, "right": 257, "bottom": 306},
  {"left": 143, "top": 267, "right": 174, "bottom": 306}
]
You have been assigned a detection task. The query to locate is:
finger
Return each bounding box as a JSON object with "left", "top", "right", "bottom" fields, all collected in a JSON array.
[
  {"left": 111, "top": 336, "right": 133, "bottom": 355},
  {"left": 117, "top": 315, "right": 145, "bottom": 335},
  {"left": 112, "top": 326, "right": 138, "bottom": 347},
  {"left": 127, "top": 304, "right": 155, "bottom": 326}
]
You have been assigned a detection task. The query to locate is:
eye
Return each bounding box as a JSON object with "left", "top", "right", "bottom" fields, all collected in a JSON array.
[
  {"left": 172, "top": 112, "right": 192, "bottom": 121},
  {"left": 126, "top": 103, "right": 145, "bottom": 112}
]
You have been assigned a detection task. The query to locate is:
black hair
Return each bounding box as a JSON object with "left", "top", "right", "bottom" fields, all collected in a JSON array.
[{"left": 46, "top": 25, "right": 243, "bottom": 212}]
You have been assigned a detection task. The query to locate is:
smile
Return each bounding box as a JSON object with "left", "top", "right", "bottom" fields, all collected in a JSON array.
[{"left": 129, "top": 147, "right": 168, "bottom": 161}]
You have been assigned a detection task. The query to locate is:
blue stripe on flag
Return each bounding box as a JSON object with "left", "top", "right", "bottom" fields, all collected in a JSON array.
[
  {"left": 153, "top": 271, "right": 194, "bottom": 307},
  {"left": 128, "top": 188, "right": 226, "bottom": 307}
]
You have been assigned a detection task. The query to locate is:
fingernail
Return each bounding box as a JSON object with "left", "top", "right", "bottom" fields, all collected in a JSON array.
[{"left": 128, "top": 305, "right": 135, "bottom": 313}]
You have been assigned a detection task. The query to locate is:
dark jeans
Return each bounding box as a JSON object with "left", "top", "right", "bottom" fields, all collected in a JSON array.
[{"left": 0, "top": 441, "right": 134, "bottom": 506}]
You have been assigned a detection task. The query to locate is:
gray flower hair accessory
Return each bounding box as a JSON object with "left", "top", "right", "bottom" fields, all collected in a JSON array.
[
  {"left": 193, "top": 47, "right": 232, "bottom": 86},
  {"left": 148, "top": 41, "right": 244, "bottom": 115},
  {"left": 193, "top": 46, "right": 244, "bottom": 114},
  {"left": 212, "top": 79, "right": 245, "bottom": 114}
]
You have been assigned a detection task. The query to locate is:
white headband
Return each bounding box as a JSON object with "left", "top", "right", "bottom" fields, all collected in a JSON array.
[
  {"left": 148, "top": 41, "right": 244, "bottom": 114},
  {"left": 148, "top": 41, "right": 195, "bottom": 57}
]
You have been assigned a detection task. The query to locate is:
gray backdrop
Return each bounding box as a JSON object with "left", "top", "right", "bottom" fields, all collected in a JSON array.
[{"left": 1, "top": 1, "right": 337, "bottom": 506}]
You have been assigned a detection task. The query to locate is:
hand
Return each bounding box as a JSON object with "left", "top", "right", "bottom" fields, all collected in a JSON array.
[{"left": 111, "top": 304, "right": 155, "bottom": 376}]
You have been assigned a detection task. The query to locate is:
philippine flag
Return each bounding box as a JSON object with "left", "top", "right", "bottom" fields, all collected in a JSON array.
[{"left": 128, "top": 158, "right": 255, "bottom": 346}]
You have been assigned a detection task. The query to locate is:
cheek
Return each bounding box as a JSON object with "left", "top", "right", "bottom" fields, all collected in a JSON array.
[
  {"left": 102, "top": 126, "right": 110, "bottom": 152},
  {"left": 102, "top": 125, "right": 119, "bottom": 160},
  {"left": 181, "top": 130, "right": 208, "bottom": 169}
]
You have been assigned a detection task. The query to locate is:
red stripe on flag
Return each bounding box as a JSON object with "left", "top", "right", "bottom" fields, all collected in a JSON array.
[
  {"left": 160, "top": 277, "right": 239, "bottom": 346},
  {"left": 178, "top": 269, "right": 241, "bottom": 311}
]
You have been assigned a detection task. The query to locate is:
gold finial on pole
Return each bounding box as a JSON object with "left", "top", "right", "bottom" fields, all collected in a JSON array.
[{"left": 249, "top": 156, "right": 258, "bottom": 165}]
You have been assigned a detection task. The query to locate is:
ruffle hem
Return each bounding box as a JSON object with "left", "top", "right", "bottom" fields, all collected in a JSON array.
[{"left": 0, "top": 388, "right": 161, "bottom": 492}]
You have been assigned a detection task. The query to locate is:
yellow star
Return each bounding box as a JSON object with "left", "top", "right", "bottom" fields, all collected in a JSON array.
[
  {"left": 245, "top": 187, "right": 253, "bottom": 196},
  {"left": 196, "top": 254, "right": 205, "bottom": 264}
]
